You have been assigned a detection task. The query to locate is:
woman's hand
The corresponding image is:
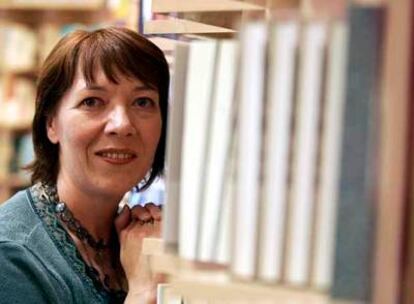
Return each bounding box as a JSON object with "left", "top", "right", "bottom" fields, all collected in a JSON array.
[{"left": 114, "top": 203, "right": 163, "bottom": 304}]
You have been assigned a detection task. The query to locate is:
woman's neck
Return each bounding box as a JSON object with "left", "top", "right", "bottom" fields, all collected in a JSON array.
[{"left": 56, "top": 176, "right": 123, "bottom": 244}]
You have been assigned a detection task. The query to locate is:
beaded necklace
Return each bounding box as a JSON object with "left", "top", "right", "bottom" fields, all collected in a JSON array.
[{"left": 41, "top": 183, "right": 126, "bottom": 299}]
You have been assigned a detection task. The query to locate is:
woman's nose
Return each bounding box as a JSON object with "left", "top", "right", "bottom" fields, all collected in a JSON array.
[{"left": 104, "top": 106, "right": 137, "bottom": 137}]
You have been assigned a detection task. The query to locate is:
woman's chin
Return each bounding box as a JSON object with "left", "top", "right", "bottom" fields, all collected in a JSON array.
[{"left": 88, "top": 179, "right": 135, "bottom": 200}]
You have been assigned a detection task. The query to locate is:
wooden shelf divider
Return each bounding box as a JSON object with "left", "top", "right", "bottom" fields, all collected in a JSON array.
[
  {"left": 142, "top": 238, "right": 357, "bottom": 304},
  {"left": 144, "top": 18, "right": 236, "bottom": 35},
  {"left": 152, "top": 0, "right": 265, "bottom": 13},
  {"left": 0, "top": 1, "right": 105, "bottom": 11}
]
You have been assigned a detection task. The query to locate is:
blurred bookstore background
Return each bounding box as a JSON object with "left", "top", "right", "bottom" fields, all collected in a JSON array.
[
  {"left": 0, "top": 0, "right": 142, "bottom": 202},
  {"left": 1, "top": 0, "right": 414, "bottom": 304}
]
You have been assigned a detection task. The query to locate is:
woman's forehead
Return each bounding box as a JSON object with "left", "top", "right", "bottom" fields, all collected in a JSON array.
[{"left": 73, "top": 65, "right": 148, "bottom": 89}]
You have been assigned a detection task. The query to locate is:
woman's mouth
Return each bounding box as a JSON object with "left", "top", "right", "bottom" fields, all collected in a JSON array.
[{"left": 95, "top": 149, "right": 137, "bottom": 164}]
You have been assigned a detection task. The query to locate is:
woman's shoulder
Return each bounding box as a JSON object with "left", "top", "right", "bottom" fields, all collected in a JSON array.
[
  {"left": 0, "top": 237, "right": 77, "bottom": 304},
  {"left": 0, "top": 190, "right": 105, "bottom": 303},
  {"left": 0, "top": 189, "right": 42, "bottom": 244},
  {"left": 0, "top": 191, "right": 66, "bottom": 302},
  {"left": 0, "top": 189, "right": 32, "bottom": 215}
]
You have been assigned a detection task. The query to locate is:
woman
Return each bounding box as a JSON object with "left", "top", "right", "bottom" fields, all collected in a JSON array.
[{"left": 0, "top": 27, "right": 169, "bottom": 303}]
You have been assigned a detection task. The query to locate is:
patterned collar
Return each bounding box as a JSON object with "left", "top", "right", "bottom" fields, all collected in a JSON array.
[{"left": 28, "top": 183, "right": 126, "bottom": 303}]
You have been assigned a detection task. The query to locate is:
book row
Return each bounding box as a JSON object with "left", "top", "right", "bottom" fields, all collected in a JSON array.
[{"left": 162, "top": 5, "right": 384, "bottom": 302}]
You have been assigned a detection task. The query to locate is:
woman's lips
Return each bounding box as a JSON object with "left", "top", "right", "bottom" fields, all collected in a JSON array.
[{"left": 95, "top": 149, "right": 137, "bottom": 165}]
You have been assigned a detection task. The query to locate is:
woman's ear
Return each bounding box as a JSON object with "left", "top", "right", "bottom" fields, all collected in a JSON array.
[{"left": 46, "top": 115, "right": 59, "bottom": 144}]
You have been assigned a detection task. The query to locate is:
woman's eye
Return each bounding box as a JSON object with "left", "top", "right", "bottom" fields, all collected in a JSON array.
[
  {"left": 134, "top": 97, "right": 155, "bottom": 108},
  {"left": 80, "top": 97, "right": 103, "bottom": 108}
]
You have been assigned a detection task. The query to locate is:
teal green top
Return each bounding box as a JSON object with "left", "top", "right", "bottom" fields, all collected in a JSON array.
[{"left": 0, "top": 185, "right": 126, "bottom": 304}]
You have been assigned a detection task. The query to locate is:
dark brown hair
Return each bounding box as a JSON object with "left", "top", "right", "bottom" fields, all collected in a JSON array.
[{"left": 29, "top": 26, "right": 170, "bottom": 191}]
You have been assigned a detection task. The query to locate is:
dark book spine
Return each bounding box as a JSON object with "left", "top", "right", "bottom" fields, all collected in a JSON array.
[{"left": 331, "top": 5, "right": 385, "bottom": 301}]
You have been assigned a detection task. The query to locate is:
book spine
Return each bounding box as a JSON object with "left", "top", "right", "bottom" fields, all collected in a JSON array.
[
  {"left": 178, "top": 40, "right": 217, "bottom": 261},
  {"left": 285, "top": 21, "right": 327, "bottom": 286},
  {"left": 198, "top": 40, "right": 238, "bottom": 262},
  {"left": 163, "top": 43, "right": 189, "bottom": 252},
  {"left": 257, "top": 20, "right": 299, "bottom": 282},
  {"left": 311, "top": 21, "right": 349, "bottom": 290},
  {"left": 331, "top": 6, "right": 385, "bottom": 301},
  {"left": 231, "top": 21, "right": 267, "bottom": 279}
]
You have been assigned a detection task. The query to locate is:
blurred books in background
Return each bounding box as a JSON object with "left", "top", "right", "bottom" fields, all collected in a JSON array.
[{"left": 0, "top": 0, "right": 120, "bottom": 201}]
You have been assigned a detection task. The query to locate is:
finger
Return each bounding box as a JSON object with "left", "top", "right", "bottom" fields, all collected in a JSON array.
[
  {"left": 154, "top": 273, "right": 167, "bottom": 285},
  {"left": 144, "top": 203, "right": 162, "bottom": 221},
  {"left": 151, "top": 219, "right": 162, "bottom": 238},
  {"left": 147, "top": 273, "right": 166, "bottom": 304},
  {"left": 129, "top": 220, "right": 154, "bottom": 240},
  {"left": 114, "top": 205, "right": 131, "bottom": 235},
  {"left": 148, "top": 285, "right": 158, "bottom": 304},
  {"left": 156, "top": 220, "right": 162, "bottom": 237},
  {"left": 130, "top": 205, "right": 152, "bottom": 222}
]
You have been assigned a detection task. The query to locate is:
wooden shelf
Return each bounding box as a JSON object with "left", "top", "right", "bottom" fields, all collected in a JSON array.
[
  {"left": 0, "top": 121, "right": 32, "bottom": 132},
  {"left": 142, "top": 239, "right": 354, "bottom": 303},
  {"left": 144, "top": 18, "right": 236, "bottom": 35},
  {"left": 0, "top": 174, "right": 30, "bottom": 203},
  {"left": 169, "top": 281, "right": 342, "bottom": 303},
  {"left": 149, "top": 254, "right": 330, "bottom": 302},
  {"left": 10, "top": 175, "right": 29, "bottom": 188},
  {"left": 0, "top": 1, "right": 105, "bottom": 11},
  {"left": 0, "top": 174, "right": 30, "bottom": 188},
  {"left": 0, "top": 67, "right": 38, "bottom": 77},
  {"left": 152, "top": 0, "right": 265, "bottom": 13}
]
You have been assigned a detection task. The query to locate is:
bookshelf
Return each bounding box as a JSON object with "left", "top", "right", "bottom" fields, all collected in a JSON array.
[
  {"left": 144, "top": 18, "right": 236, "bottom": 35},
  {"left": 0, "top": 2, "right": 104, "bottom": 11},
  {"left": 143, "top": 0, "right": 413, "bottom": 304},
  {"left": 143, "top": 0, "right": 271, "bottom": 38},
  {"left": 151, "top": 0, "right": 265, "bottom": 13},
  {"left": 0, "top": 1, "right": 112, "bottom": 202},
  {"left": 144, "top": 239, "right": 355, "bottom": 304},
  {"left": 0, "top": 126, "right": 32, "bottom": 202},
  {"left": 367, "top": 0, "right": 414, "bottom": 302}
]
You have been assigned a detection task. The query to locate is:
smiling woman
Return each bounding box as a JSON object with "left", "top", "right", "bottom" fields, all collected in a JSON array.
[
  {"left": 0, "top": 27, "right": 170, "bottom": 304},
  {"left": 47, "top": 69, "right": 162, "bottom": 201}
]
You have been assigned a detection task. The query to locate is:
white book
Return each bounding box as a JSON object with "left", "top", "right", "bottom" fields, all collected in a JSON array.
[
  {"left": 3, "top": 25, "right": 37, "bottom": 71},
  {"left": 179, "top": 40, "right": 217, "bottom": 261},
  {"left": 163, "top": 43, "right": 189, "bottom": 252},
  {"left": 214, "top": 173, "right": 233, "bottom": 265},
  {"left": 311, "top": 22, "right": 348, "bottom": 290},
  {"left": 257, "top": 20, "right": 299, "bottom": 282},
  {"left": 231, "top": 21, "right": 267, "bottom": 279},
  {"left": 197, "top": 39, "right": 238, "bottom": 262},
  {"left": 214, "top": 118, "right": 239, "bottom": 265},
  {"left": 285, "top": 22, "right": 327, "bottom": 285}
]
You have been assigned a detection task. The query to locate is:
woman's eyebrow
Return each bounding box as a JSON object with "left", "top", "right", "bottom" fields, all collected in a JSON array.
[{"left": 80, "top": 84, "right": 156, "bottom": 92}]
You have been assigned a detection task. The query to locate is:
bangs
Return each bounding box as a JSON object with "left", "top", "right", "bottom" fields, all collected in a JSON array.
[{"left": 76, "top": 28, "right": 162, "bottom": 90}]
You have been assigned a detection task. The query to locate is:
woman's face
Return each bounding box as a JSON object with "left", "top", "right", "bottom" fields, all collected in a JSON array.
[{"left": 46, "top": 66, "right": 162, "bottom": 199}]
